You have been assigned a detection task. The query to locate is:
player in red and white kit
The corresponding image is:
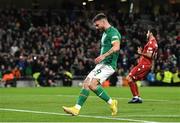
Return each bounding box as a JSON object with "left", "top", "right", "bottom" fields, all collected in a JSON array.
[{"left": 127, "top": 28, "right": 158, "bottom": 103}]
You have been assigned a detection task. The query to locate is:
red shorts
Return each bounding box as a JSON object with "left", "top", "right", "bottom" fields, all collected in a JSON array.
[{"left": 129, "top": 64, "right": 151, "bottom": 81}]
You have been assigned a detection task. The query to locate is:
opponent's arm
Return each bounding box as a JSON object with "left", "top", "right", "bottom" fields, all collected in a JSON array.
[{"left": 137, "top": 47, "right": 153, "bottom": 59}]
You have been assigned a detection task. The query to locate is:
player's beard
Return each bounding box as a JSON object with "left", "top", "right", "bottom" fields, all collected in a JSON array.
[{"left": 98, "top": 27, "right": 105, "bottom": 32}]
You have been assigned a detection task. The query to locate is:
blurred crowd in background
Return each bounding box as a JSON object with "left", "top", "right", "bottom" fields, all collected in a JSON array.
[{"left": 0, "top": 6, "right": 179, "bottom": 87}]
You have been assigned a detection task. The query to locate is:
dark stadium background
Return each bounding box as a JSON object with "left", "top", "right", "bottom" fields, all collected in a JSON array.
[{"left": 0, "top": 0, "right": 179, "bottom": 87}]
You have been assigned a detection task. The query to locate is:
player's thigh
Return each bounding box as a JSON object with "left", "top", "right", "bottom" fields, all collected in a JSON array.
[
  {"left": 137, "top": 64, "right": 151, "bottom": 80},
  {"left": 82, "top": 77, "right": 91, "bottom": 89},
  {"left": 83, "top": 65, "right": 101, "bottom": 88},
  {"left": 87, "top": 64, "right": 115, "bottom": 84},
  {"left": 129, "top": 64, "right": 151, "bottom": 80},
  {"left": 84, "top": 64, "right": 100, "bottom": 83}
]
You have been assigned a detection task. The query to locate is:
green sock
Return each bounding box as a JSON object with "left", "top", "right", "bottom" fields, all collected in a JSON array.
[
  {"left": 76, "top": 89, "right": 90, "bottom": 106},
  {"left": 93, "top": 85, "right": 110, "bottom": 102}
]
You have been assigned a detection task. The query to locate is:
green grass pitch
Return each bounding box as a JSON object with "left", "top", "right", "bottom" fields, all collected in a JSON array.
[{"left": 0, "top": 87, "right": 180, "bottom": 122}]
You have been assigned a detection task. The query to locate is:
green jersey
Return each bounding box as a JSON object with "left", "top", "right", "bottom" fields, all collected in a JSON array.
[{"left": 100, "top": 26, "right": 121, "bottom": 70}]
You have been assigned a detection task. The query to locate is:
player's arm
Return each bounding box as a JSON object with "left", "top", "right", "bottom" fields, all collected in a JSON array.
[
  {"left": 95, "top": 40, "right": 120, "bottom": 64},
  {"left": 102, "top": 41, "right": 120, "bottom": 58},
  {"left": 137, "top": 47, "right": 154, "bottom": 59}
]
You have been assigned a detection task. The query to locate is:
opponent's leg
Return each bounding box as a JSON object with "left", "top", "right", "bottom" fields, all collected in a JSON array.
[{"left": 127, "top": 75, "right": 142, "bottom": 103}]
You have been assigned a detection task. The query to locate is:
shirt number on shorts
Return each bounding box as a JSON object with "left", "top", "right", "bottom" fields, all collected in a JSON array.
[{"left": 94, "top": 69, "right": 101, "bottom": 76}]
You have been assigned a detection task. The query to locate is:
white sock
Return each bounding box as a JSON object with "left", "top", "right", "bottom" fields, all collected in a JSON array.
[
  {"left": 134, "top": 96, "right": 139, "bottom": 98},
  {"left": 108, "top": 98, "right": 112, "bottom": 105},
  {"left": 75, "top": 104, "right": 81, "bottom": 110}
]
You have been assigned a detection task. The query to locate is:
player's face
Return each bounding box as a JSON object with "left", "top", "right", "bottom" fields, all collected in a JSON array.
[
  {"left": 146, "top": 30, "right": 150, "bottom": 39},
  {"left": 94, "top": 20, "right": 105, "bottom": 31}
]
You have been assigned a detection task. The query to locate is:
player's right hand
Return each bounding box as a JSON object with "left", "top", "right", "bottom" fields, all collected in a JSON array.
[{"left": 94, "top": 55, "right": 105, "bottom": 64}]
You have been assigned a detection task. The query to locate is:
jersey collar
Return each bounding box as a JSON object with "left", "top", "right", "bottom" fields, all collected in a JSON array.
[{"left": 105, "top": 26, "right": 112, "bottom": 33}]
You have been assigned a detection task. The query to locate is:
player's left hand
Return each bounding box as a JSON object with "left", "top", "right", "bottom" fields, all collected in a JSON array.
[{"left": 94, "top": 55, "right": 105, "bottom": 64}]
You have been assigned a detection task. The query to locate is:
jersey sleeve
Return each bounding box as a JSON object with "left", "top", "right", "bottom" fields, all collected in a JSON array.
[{"left": 110, "top": 31, "right": 121, "bottom": 44}]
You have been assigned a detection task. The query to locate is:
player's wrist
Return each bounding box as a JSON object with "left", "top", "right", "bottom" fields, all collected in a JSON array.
[{"left": 102, "top": 54, "right": 107, "bottom": 58}]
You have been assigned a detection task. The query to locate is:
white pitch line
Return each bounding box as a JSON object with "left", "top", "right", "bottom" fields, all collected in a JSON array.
[
  {"left": 121, "top": 115, "right": 180, "bottom": 118},
  {"left": 0, "top": 108, "right": 154, "bottom": 122}
]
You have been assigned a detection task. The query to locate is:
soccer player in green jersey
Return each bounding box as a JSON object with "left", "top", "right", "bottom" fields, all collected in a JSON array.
[{"left": 63, "top": 13, "right": 121, "bottom": 116}]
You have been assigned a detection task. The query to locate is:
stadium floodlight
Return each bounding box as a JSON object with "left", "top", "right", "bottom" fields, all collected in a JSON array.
[
  {"left": 88, "top": 0, "right": 94, "bottom": 1},
  {"left": 82, "top": 2, "right": 87, "bottom": 6}
]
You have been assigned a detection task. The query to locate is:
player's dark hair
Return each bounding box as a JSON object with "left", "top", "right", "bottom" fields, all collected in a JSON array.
[
  {"left": 149, "top": 28, "right": 157, "bottom": 37},
  {"left": 92, "top": 13, "right": 107, "bottom": 23}
]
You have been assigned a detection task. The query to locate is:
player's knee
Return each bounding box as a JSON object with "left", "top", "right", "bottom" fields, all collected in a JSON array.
[
  {"left": 88, "top": 84, "right": 96, "bottom": 90},
  {"left": 89, "top": 85, "right": 97, "bottom": 91},
  {"left": 88, "top": 79, "right": 99, "bottom": 91},
  {"left": 82, "top": 78, "right": 90, "bottom": 89},
  {"left": 82, "top": 82, "right": 89, "bottom": 89}
]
